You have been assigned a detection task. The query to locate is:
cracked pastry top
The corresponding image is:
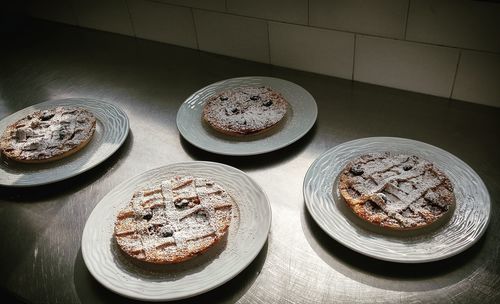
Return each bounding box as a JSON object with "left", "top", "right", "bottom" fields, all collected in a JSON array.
[
  {"left": 338, "top": 153, "right": 455, "bottom": 230},
  {"left": 0, "top": 106, "right": 96, "bottom": 163}
]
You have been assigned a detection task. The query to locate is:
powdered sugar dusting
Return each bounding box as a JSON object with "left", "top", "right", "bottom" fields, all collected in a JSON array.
[
  {"left": 115, "top": 176, "right": 234, "bottom": 264},
  {"left": 0, "top": 106, "right": 96, "bottom": 161},
  {"left": 202, "top": 86, "right": 288, "bottom": 135},
  {"left": 340, "top": 153, "right": 455, "bottom": 229}
]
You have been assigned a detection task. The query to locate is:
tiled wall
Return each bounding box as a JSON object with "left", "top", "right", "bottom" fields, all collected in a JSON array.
[{"left": 26, "top": 0, "right": 500, "bottom": 108}]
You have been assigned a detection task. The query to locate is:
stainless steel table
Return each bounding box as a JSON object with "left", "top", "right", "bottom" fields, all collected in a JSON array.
[{"left": 1, "top": 20, "right": 499, "bottom": 304}]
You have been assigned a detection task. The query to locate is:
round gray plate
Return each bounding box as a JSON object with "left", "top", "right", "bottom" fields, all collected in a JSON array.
[
  {"left": 0, "top": 98, "right": 129, "bottom": 186},
  {"left": 176, "top": 76, "right": 317, "bottom": 156},
  {"left": 304, "top": 137, "right": 490, "bottom": 263},
  {"left": 82, "top": 161, "right": 271, "bottom": 301}
]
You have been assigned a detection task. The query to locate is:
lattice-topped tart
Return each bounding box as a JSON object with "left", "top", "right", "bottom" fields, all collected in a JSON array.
[
  {"left": 0, "top": 106, "right": 96, "bottom": 163},
  {"left": 202, "top": 86, "right": 288, "bottom": 136},
  {"left": 114, "top": 176, "right": 234, "bottom": 264},
  {"left": 338, "top": 153, "right": 455, "bottom": 230}
]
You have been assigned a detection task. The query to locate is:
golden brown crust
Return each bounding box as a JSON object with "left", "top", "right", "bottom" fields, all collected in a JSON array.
[
  {"left": 338, "top": 153, "right": 455, "bottom": 230},
  {"left": 114, "top": 176, "right": 234, "bottom": 264},
  {"left": 202, "top": 86, "right": 288, "bottom": 136},
  {"left": 0, "top": 106, "right": 96, "bottom": 163}
]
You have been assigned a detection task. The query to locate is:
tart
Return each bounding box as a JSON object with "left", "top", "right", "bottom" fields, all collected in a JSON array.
[
  {"left": 114, "top": 176, "right": 234, "bottom": 264},
  {"left": 338, "top": 153, "right": 455, "bottom": 230},
  {"left": 0, "top": 106, "right": 96, "bottom": 163},
  {"left": 202, "top": 86, "right": 288, "bottom": 136}
]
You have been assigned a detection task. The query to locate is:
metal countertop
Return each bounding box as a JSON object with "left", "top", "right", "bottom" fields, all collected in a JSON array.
[{"left": 1, "top": 20, "right": 499, "bottom": 304}]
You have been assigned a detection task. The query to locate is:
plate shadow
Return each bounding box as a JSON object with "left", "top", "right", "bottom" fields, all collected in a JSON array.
[
  {"left": 300, "top": 203, "right": 487, "bottom": 292},
  {"left": 74, "top": 241, "right": 268, "bottom": 303}
]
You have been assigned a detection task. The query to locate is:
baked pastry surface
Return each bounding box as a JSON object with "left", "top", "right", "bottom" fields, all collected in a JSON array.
[
  {"left": 338, "top": 153, "right": 455, "bottom": 230},
  {"left": 114, "top": 176, "right": 234, "bottom": 264},
  {"left": 202, "top": 86, "right": 288, "bottom": 136},
  {"left": 0, "top": 106, "right": 96, "bottom": 163}
]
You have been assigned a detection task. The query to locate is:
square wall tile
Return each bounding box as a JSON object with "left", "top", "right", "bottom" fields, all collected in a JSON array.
[
  {"left": 354, "top": 35, "right": 459, "bottom": 97},
  {"left": 452, "top": 51, "right": 500, "bottom": 108},
  {"left": 269, "top": 22, "right": 354, "bottom": 79},
  {"left": 26, "top": 0, "right": 78, "bottom": 25},
  {"left": 193, "top": 10, "right": 269, "bottom": 63},
  {"left": 227, "top": 0, "right": 308, "bottom": 24},
  {"left": 128, "top": 0, "right": 197, "bottom": 49},
  {"left": 157, "top": 0, "right": 225, "bottom": 12},
  {"left": 407, "top": 0, "right": 500, "bottom": 53},
  {"left": 73, "top": 0, "right": 134, "bottom": 36},
  {"left": 310, "top": 0, "right": 409, "bottom": 39}
]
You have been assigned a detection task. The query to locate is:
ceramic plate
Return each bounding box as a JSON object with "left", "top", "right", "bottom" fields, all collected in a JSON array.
[
  {"left": 176, "top": 76, "right": 317, "bottom": 155},
  {"left": 0, "top": 98, "right": 129, "bottom": 187},
  {"left": 304, "top": 137, "right": 490, "bottom": 263},
  {"left": 81, "top": 161, "right": 271, "bottom": 301}
]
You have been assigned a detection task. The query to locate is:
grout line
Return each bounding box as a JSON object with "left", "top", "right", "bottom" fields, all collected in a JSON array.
[
  {"left": 191, "top": 8, "right": 200, "bottom": 50},
  {"left": 124, "top": 0, "right": 137, "bottom": 38},
  {"left": 62, "top": 0, "right": 500, "bottom": 57},
  {"left": 352, "top": 34, "right": 357, "bottom": 81},
  {"left": 404, "top": 0, "right": 411, "bottom": 39},
  {"left": 340, "top": 33, "right": 500, "bottom": 55},
  {"left": 267, "top": 21, "right": 272, "bottom": 64},
  {"left": 145, "top": 0, "right": 224, "bottom": 14},
  {"left": 225, "top": 0, "right": 228, "bottom": 12},
  {"left": 449, "top": 50, "right": 462, "bottom": 99},
  {"left": 140, "top": 0, "right": 500, "bottom": 55},
  {"left": 307, "top": 0, "right": 310, "bottom": 26},
  {"left": 69, "top": 0, "right": 80, "bottom": 27},
  {"left": 155, "top": 3, "right": 500, "bottom": 55}
]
